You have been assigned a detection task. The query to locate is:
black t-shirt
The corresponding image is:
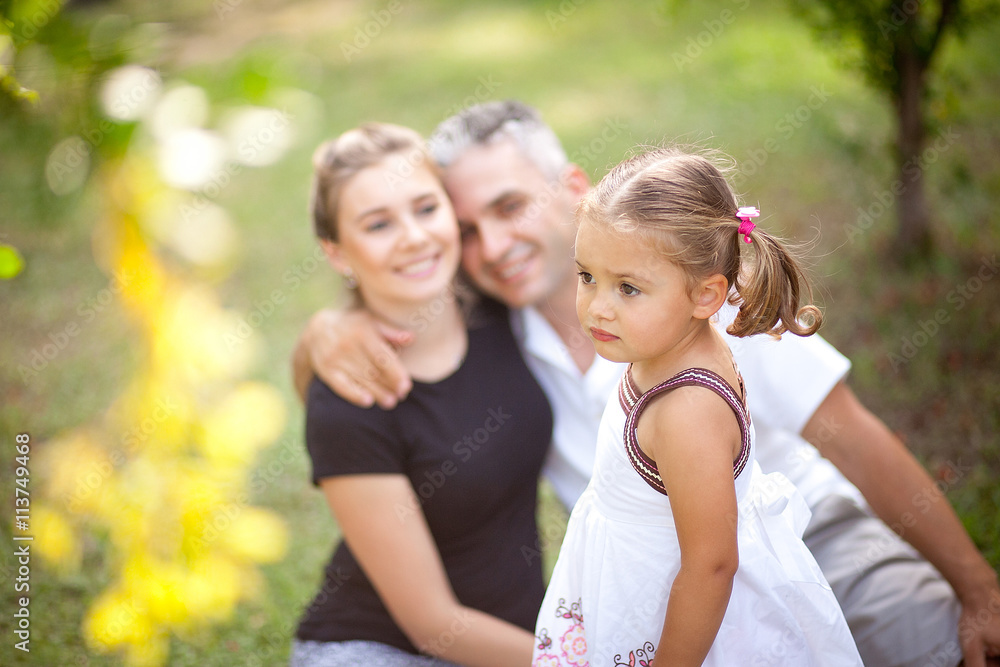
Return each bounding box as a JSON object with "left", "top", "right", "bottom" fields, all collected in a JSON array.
[{"left": 296, "top": 299, "right": 554, "bottom": 653}]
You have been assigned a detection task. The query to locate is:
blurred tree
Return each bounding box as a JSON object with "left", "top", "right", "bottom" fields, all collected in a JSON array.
[
  {"left": 3, "top": 2, "right": 293, "bottom": 664},
  {"left": 789, "top": 0, "right": 1000, "bottom": 263}
]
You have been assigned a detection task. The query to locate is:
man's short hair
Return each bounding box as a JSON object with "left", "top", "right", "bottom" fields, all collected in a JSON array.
[{"left": 429, "top": 100, "right": 568, "bottom": 181}]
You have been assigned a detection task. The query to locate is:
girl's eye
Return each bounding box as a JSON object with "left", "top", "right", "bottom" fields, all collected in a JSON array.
[
  {"left": 366, "top": 219, "right": 390, "bottom": 232},
  {"left": 620, "top": 283, "right": 639, "bottom": 296},
  {"left": 578, "top": 271, "right": 594, "bottom": 285}
]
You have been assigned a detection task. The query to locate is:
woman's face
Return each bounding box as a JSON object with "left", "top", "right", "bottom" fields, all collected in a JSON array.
[{"left": 323, "top": 154, "right": 461, "bottom": 315}]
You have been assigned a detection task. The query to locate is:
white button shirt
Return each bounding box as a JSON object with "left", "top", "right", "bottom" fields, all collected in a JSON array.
[{"left": 513, "top": 303, "right": 864, "bottom": 511}]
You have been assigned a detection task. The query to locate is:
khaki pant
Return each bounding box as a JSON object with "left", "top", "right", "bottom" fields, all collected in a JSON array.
[{"left": 805, "top": 495, "right": 963, "bottom": 667}]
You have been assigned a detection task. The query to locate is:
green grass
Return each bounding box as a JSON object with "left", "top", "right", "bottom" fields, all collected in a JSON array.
[{"left": 1, "top": 0, "right": 998, "bottom": 664}]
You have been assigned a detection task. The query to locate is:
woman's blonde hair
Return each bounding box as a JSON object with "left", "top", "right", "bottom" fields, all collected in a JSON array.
[
  {"left": 310, "top": 122, "right": 438, "bottom": 241},
  {"left": 578, "top": 146, "right": 822, "bottom": 338}
]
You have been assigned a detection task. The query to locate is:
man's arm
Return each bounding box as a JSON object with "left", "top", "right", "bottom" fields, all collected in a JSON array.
[
  {"left": 803, "top": 381, "right": 1000, "bottom": 667},
  {"left": 291, "top": 307, "right": 414, "bottom": 408}
]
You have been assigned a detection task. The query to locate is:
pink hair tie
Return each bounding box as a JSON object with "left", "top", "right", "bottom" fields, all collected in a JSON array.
[{"left": 736, "top": 206, "right": 759, "bottom": 243}]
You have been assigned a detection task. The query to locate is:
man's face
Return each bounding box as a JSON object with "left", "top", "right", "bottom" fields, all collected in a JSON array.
[{"left": 441, "top": 140, "right": 584, "bottom": 309}]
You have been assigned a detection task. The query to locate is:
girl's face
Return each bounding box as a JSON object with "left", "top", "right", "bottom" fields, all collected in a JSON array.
[
  {"left": 323, "top": 155, "right": 461, "bottom": 316},
  {"left": 574, "top": 218, "right": 702, "bottom": 365}
]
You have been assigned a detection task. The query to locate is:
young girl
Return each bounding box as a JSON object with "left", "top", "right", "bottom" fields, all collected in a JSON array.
[
  {"left": 532, "top": 147, "right": 862, "bottom": 666},
  {"left": 293, "top": 123, "right": 551, "bottom": 666}
]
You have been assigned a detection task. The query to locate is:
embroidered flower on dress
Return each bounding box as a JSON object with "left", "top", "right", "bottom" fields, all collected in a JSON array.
[
  {"left": 613, "top": 641, "right": 656, "bottom": 667},
  {"left": 560, "top": 622, "right": 588, "bottom": 666},
  {"left": 555, "top": 597, "right": 584, "bottom": 623}
]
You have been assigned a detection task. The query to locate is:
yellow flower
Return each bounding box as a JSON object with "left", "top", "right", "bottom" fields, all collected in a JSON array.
[
  {"left": 181, "top": 554, "right": 242, "bottom": 622},
  {"left": 31, "top": 504, "right": 81, "bottom": 572},
  {"left": 219, "top": 506, "right": 288, "bottom": 564},
  {"left": 151, "top": 287, "right": 257, "bottom": 384},
  {"left": 113, "top": 226, "right": 168, "bottom": 321},
  {"left": 124, "top": 557, "right": 187, "bottom": 627},
  {"left": 84, "top": 588, "right": 153, "bottom": 652},
  {"left": 107, "top": 374, "right": 196, "bottom": 457},
  {"left": 200, "top": 382, "right": 287, "bottom": 466},
  {"left": 39, "top": 430, "right": 111, "bottom": 516},
  {"left": 123, "top": 635, "right": 169, "bottom": 667}
]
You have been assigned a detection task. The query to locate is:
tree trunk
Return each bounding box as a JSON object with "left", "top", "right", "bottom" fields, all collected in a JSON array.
[
  {"left": 893, "top": 44, "right": 933, "bottom": 262},
  {"left": 890, "top": 0, "right": 952, "bottom": 264}
]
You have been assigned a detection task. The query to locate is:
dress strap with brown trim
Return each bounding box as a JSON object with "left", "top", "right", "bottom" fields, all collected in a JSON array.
[{"left": 618, "top": 366, "right": 752, "bottom": 497}]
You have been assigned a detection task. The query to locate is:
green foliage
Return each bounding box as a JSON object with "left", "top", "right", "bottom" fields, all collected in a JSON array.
[{"left": 789, "top": 0, "right": 1000, "bottom": 97}]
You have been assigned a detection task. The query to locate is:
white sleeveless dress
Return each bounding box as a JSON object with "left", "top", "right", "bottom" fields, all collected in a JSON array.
[{"left": 532, "top": 367, "right": 862, "bottom": 666}]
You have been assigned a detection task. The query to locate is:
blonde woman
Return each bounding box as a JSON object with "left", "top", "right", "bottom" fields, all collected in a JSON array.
[{"left": 291, "top": 123, "right": 551, "bottom": 667}]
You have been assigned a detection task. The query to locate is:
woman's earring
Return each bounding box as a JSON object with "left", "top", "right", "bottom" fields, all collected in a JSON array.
[{"left": 343, "top": 270, "right": 357, "bottom": 289}]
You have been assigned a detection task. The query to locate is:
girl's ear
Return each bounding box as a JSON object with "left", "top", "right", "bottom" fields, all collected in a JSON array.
[
  {"left": 318, "top": 239, "right": 351, "bottom": 276},
  {"left": 692, "top": 273, "right": 728, "bottom": 320}
]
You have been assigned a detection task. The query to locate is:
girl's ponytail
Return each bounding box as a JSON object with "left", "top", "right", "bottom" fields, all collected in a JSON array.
[{"left": 728, "top": 225, "right": 822, "bottom": 338}]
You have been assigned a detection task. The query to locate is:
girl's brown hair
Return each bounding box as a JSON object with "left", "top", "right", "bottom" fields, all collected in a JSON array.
[
  {"left": 578, "top": 146, "right": 822, "bottom": 338},
  {"left": 310, "top": 122, "right": 438, "bottom": 241}
]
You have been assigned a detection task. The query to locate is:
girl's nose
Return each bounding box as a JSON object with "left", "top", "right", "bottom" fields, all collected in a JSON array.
[{"left": 588, "top": 288, "right": 613, "bottom": 320}]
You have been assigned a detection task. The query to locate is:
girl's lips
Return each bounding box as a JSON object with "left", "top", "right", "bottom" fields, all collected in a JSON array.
[{"left": 590, "top": 327, "right": 619, "bottom": 342}]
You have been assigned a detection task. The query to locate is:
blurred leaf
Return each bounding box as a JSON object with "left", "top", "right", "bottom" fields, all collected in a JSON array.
[{"left": 0, "top": 243, "right": 25, "bottom": 278}]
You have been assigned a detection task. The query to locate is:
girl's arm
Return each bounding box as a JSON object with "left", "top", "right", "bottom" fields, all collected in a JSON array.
[
  {"left": 635, "top": 386, "right": 742, "bottom": 667},
  {"left": 320, "top": 473, "right": 535, "bottom": 667}
]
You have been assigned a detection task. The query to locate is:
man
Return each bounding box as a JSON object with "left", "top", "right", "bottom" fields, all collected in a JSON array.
[{"left": 293, "top": 100, "right": 1000, "bottom": 667}]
